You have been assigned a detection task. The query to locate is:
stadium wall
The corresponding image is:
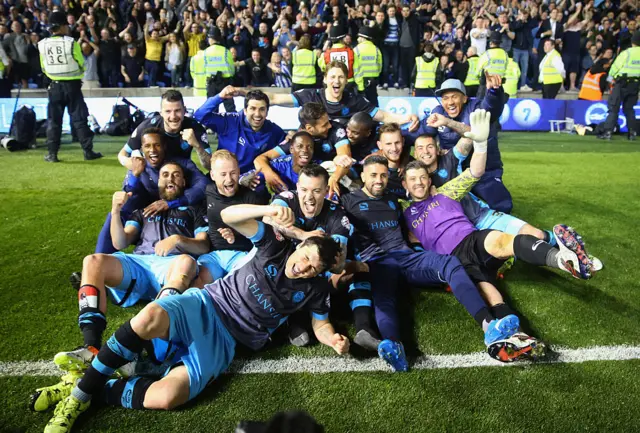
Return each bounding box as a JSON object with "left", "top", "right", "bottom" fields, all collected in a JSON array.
[{"left": 0, "top": 97, "right": 637, "bottom": 133}]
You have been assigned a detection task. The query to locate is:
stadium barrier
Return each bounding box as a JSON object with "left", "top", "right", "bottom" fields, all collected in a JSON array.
[{"left": 0, "top": 97, "right": 637, "bottom": 134}]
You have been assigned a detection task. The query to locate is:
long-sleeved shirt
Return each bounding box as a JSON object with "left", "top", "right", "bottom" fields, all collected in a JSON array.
[
  {"left": 193, "top": 95, "right": 286, "bottom": 173},
  {"left": 405, "top": 86, "right": 505, "bottom": 171},
  {"left": 538, "top": 50, "right": 566, "bottom": 82}
]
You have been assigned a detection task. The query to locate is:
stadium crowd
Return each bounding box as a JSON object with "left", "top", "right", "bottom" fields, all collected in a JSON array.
[
  {"left": 0, "top": 0, "right": 637, "bottom": 99},
  {"left": 28, "top": 48, "right": 609, "bottom": 430}
]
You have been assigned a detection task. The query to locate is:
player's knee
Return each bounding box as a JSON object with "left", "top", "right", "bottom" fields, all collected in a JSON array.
[
  {"left": 82, "top": 253, "right": 106, "bottom": 272},
  {"left": 132, "top": 303, "right": 169, "bottom": 338},
  {"left": 153, "top": 392, "right": 186, "bottom": 411},
  {"left": 174, "top": 254, "right": 197, "bottom": 275},
  {"left": 518, "top": 224, "right": 545, "bottom": 240}
]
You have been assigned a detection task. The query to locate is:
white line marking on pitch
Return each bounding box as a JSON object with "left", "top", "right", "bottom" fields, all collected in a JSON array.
[{"left": 2, "top": 345, "right": 640, "bottom": 377}]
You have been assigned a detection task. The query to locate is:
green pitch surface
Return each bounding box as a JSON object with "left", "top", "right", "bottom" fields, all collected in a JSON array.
[{"left": 1, "top": 132, "right": 640, "bottom": 432}]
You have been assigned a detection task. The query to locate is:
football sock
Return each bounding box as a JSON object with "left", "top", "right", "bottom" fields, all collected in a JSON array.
[
  {"left": 491, "top": 303, "right": 517, "bottom": 319},
  {"left": 75, "top": 321, "right": 146, "bottom": 401},
  {"left": 349, "top": 275, "right": 375, "bottom": 333},
  {"left": 103, "top": 377, "right": 155, "bottom": 409},
  {"left": 475, "top": 307, "right": 494, "bottom": 330},
  {"left": 544, "top": 230, "right": 558, "bottom": 247},
  {"left": 513, "top": 235, "right": 557, "bottom": 268},
  {"left": 78, "top": 284, "right": 106, "bottom": 349}
]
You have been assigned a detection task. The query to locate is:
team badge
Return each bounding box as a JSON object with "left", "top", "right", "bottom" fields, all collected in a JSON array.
[
  {"left": 388, "top": 201, "right": 396, "bottom": 210},
  {"left": 292, "top": 291, "right": 305, "bottom": 303},
  {"left": 437, "top": 168, "right": 448, "bottom": 179},
  {"left": 322, "top": 143, "right": 332, "bottom": 153},
  {"left": 341, "top": 107, "right": 350, "bottom": 115},
  {"left": 238, "top": 137, "right": 246, "bottom": 146}
]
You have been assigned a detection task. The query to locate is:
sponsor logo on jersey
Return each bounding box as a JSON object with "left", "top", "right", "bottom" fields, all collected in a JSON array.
[
  {"left": 246, "top": 274, "right": 281, "bottom": 319},
  {"left": 238, "top": 137, "right": 246, "bottom": 146},
  {"left": 359, "top": 202, "right": 369, "bottom": 211},
  {"left": 388, "top": 201, "right": 396, "bottom": 210},
  {"left": 265, "top": 264, "right": 278, "bottom": 278}
]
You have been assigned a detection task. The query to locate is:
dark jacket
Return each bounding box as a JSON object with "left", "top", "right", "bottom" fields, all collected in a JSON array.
[
  {"left": 536, "top": 19, "right": 564, "bottom": 45},
  {"left": 510, "top": 18, "right": 536, "bottom": 50}
]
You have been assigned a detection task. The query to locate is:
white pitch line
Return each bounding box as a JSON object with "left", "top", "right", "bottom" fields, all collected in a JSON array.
[{"left": 2, "top": 345, "right": 640, "bottom": 377}]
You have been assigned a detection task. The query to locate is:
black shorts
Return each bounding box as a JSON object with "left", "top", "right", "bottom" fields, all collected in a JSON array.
[{"left": 451, "top": 229, "right": 505, "bottom": 285}]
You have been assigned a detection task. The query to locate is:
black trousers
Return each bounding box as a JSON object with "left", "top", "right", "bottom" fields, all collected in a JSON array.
[
  {"left": 603, "top": 80, "right": 639, "bottom": 134},
  {"left": 362, "top": 78, "right": 379, "bottom": 107},
  {"left": 46, "top": 80, "right": 94, "bottom": 155},
  {"left": 398, "top": 47, "right": 415, "bottom": 87},
  {"left": 542, "top": 83, "right": 562, "bottom": 99},
  {"left": 206, "top": 76, "right": 236, "bottom": 113}
]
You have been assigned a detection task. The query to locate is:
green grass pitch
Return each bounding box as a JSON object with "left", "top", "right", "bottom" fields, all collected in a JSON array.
[{"left": 1, "top": 132, "right": 640, "bottom": 432}]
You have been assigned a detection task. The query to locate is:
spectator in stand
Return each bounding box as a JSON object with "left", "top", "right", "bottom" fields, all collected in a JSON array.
[
  {"left": 252, "top": 22, "right": 273, "bottom": 61},
  {"left": 98, "top": 28, "right": 121, "bottom": 88},
  {"left": 144, "top": 21, "right": 169, "bottom": 86},
  {"left": 183, "top": 19, "right": 205, "bottom": 87},
  {"left": 273, "top": 11, "right": 296, "bottom": 55},
  {"left": 490, "top": 11, "right": 515, "bottom": 53},
  {"left": 121, "top": 44, "right": 145, "bottom": 88},
  {"left": 398, "top": 5, "right": 425, "bottom": 90},
  {"left": 236, "top": 48, "right": 270, "bottom": 87},
  {"left": 228, "top": 24, "right": 251, "bottom": 61},
  {"left": 28, "top": 32, "right": 42, "bottom": 88},
  {"left": 582, "top": 44, "right": 599, "bottom": 79},
  {"left": 165, "top": 32, "right": 185, "bottom": 87},
  {"left": 382, "top": 5, "right": 401, "bottom": 89},
  {"left": 4, "top": 21, "right": 29, "bottom": 88},
  {"left": 81, "top": 36, "right": 100, "bottom": 89},
  {"left": 596, "top": 18, "right": 616, "bottom": 50},
  {"left": 562, "top": 4, "right": 589, "bottom": 93},
  {"left": 268, "top": 51, "right": 292, "bottom": 88},
  {"left": 453, "top": 28, "right": 469, "bottom": 52},
  {"left": 511, "top": 9, "right": 535, "bottom": 91},
  {"left": 470, "top": 17, "right": 489, "bottom": 56},
  {"left": 537, "top": 8, "right": 564, "bottom": 48}
]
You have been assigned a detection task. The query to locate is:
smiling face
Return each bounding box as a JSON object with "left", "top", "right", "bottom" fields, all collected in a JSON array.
[
  {"left": 297, "top": 173, "right": 328, "bottom": 218},
  {"left": 211, "top": 157, "right": 239, "bottom": 197},
  {"left": 285, "top": 242, "right": 324, "bottom": 279},
  {"left": 158, "top": 163, "right": 186, "bottom": 200},
  {"left": 244, "top": 99, "right": 268, "bottom": 131},
  {"left": 414, "top": 136, "right": 439, "bottom": 170},
  {"left": 161, "top": 99, "right": 185, "bottom": 133},
  {"left": 440, "top": 90, "right": 467, "bottom": 118},
  {"left": 141, "top": 133, "right": 165, "bottom": 168},
  {"left": 346, "top": 120, "right": 371, "bottom": 145},
  {"left": 377, "top": 131, "right": 403, "bottom": 165},
  {"left": 361, "top": 162, "right": 388, "bottom": 197},
  {"left": 291, "top": 135, "right": 314, "bottom": 168},
  {"left": 324, "top": 67, "right": 347, "bottom": 100},
  {"left": 403, "top": 166, "right": 431, "bottom": 201},
  {"left": 305, "top": 113, "right": 331, "bottom": 139}
]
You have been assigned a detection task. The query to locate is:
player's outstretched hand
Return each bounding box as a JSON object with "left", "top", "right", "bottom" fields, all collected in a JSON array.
[
  {"left": 112, "top": 191, "right": 132, "bottom": 213},
  {"left": 463, "top": 109, "right": 490, "bottom": 152},
  {"left": 484, "top": 71, "right": 503, "bottom": 90},
  {"left": 218, "top": 228, "right": 235, "bottom": 244},
  {"left": 333, "top": 154, "right": 356, "bottom": 168},
  {"left": 270, "top": 205, "right": 294, "bottom": 228},
  {"left": 406, "top": 114, "right": 420, "bottom": 132},
  {"left": 239, "top": 167, "right": 262, "bottom": 191},
  {"left": 154, "top": 234, "right": 180, "bottom": 256},
  {"left": 427, "top": 112, "right": 448, "bottom": 128},
  {"left": 330, "top": 334, "right": 350, "bottom": 355}
]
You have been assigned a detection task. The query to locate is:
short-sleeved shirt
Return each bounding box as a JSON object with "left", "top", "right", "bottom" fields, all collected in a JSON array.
[
  {"left": 275, "top": 121, "right": 349, "bottom": 162},
  {"left": 206, "top": 222, "right": 332, "bottom": 350},
  {"left": 125, "top": 206, "right": 208, "bottom": 255},
  {"left": 271, "top": 190, "right": 353, "bottom": 247},
  {"left": 291, "top": 88, "right": 379, "bottom": 126},
  {"left": 145, "top": 37, "right": 163, "bottom": 62},
  {"left": 205, "top": 183, "right": 267, "bottom": 252},
  {"left": 124, "top": 115, "right": 210, "bottom": 160},
  {"left": 121, "top": 54, "right": 144, "bottom": 81},
  {"left": 340, "top": 189, "right": 410, "bottom": 262}
]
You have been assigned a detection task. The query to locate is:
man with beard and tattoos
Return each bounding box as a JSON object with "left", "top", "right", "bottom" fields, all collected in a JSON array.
[{"left": 48, "top": 161, "right": 209, "bottom": 383}]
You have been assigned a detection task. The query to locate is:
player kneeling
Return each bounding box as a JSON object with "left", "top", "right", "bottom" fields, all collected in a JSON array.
[{"left": 36, "top": 204, "right": 346, "bottom": 433}]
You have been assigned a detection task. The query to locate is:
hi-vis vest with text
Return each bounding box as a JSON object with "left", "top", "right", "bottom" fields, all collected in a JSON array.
[
  {"left": 609, "top": 46, "right": 640, "bottom": 79},
  {"left": 464, "top": 56, "right": 480, "bottom": 86},
  {"left": 292, "top": 49, "right": 317, "bottom": 84},
  {"left": 204, "top": 44, "right": 233, "bottom": 78},
  {"left": 321, "top": 44, "right": 355, "bottom": 80},
  {"left": 38, "top": 35, "right": 84, "bottom": 80},
  {"left": 353, "top": 40, "right": 382, "bottom": 90},
  {"left": 541, "top": 50, "right": 563, "bottom": 84},
  {"left": 578, "top": 71, "right": 605, "bottom": 100},
  {"left": 415, "top": 57, "right": 439, "bottom": 89},
  {"left": 190, "top": 51, "right": 207, "bottom": 96},
  {"left": 478, "top": 47, "right": 508, "bottom": 78}
]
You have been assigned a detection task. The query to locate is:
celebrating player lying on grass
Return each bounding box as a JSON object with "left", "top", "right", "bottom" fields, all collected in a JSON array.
[
  {"left": 401, "top": 109, "right": 601, "bottom": 360},
  {"left": 36, "top": 204, "right": 345, "bottom": 433},
  {"left": 267, "top": 164, "right": 380, "bottom": 351},
  {"left": 51, "top": 162, "right": 209, "bottom": 376}
]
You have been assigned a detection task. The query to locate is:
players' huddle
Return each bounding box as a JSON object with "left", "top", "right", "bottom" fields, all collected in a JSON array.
[{"left": 33, "top": 62, "right": 602, "bottom": 433}]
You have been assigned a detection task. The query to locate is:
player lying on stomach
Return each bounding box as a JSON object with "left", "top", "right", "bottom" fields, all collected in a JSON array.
[
  {"left": 50, "top": 162, "right": 210, "bottom": 378},
  {"left": 36, "top": 204, "right": 346, "bottom": 433},
  {"left": 401, "top": 110, "right": 602, "bottom": 361}
]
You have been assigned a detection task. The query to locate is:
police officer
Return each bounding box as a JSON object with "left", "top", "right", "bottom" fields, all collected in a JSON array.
[
  {"left": 291, "top": 34, "right": 317, "bottom": 92},
  {"left": 38, "top": 11, "right": 102, "bottom": 162},
  {"left": 413, "top": 42, "right": 439, "bottom": 96},
  {"left": 476, "top": 31, "right": 508, "bottom": 98},
  {"left": 204, "top": 28, "right": 235, "bottom": 113},
  {"left": 597, "top": 31, "right": 640, "bottom": 141},
  {"left": 319, "top": 25, "right": 356, "bottom": 91},
  {"left": 190, "top": 39, "right": 208, "bottom": 97},
  {"left": 353, "top": 26, "right": 382, "bottom": 106},
  {"left": 504, "top": 57, "right": 520, "bottom": 97},
  {"left": 464, "top": 46, "right": 480, "bottom": 97}
]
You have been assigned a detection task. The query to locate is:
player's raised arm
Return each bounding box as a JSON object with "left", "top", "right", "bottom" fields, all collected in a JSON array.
[
  {"left": 236, "top": 88, "right": 295, "bottom": 106},
  {"left": 463, "top": 109, "right": 490, "bottom": 179},
  {"left": 110, "top": 192, "right": 139, "bottom": 250},
  {"left": 373, "top": 109, "right": 420, "bottom": 132},
  {"left": 221, "top": 204, "right": 294, "bottom": 239}
]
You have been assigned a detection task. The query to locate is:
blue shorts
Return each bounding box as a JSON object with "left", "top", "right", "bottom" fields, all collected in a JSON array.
[
  {"left": 107, "top": 253, "right": 179, "bottom": 308},
  {"left": 197, "top": 250, "right": 249, "bottom": 280},
  {"left": 154, "top": 288, "right": 236, "bottom": 401},
  {"left": 476, "top": 210, "right": 527, "bottom": 235}
]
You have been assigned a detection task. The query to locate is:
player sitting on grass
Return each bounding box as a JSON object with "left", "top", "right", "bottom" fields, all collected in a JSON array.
[
  {"left": 37, "top": 204, "right": 346, "bottom": 433},
  {"left": 267, "top": 164, "right": 380, "bottom": 351},
  {"left": 401, "top": 110, "right": 602, "bottom": 360},
  {"left": 50, "top": 162, "right": 210, "bottom": 378}
]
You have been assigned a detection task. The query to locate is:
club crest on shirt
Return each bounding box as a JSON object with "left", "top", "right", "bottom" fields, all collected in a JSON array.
[
  {"left": 292, "top": 291, "right": 305, "bottom": 303},
  {"left": 438, "top": 125, "right": 446, "bottom": 133},
  {"left": 322, "top": 143, "right": 332, "bottom": 153},
  {"left": 201, "top": 132, "right": 208, "bottom": 144},
  {"left": 341, "top": 107, "right": 349, "bottom": 116},
  {"left": 437, "top": 168, "right": 448, "bottom": 178},
  {"left": 388, "top": 201, "right": 396, "bottom": 210}
]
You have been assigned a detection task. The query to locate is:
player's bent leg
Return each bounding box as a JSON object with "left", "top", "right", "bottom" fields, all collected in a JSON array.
[
  {"left": 142, "top": 366, "right": 191, "bottom": 410},
  {"left": 163, "top": 254, "right": 198, "bottom": 293},
  {"left": 483, "top": 231, "right": 516, "bottom": 259},
  {"left": 191, "top": 266, "right": 213, "bottom": 288},
  {"left": 130, "top": 303, "right": 171, "bottom": 340}
]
